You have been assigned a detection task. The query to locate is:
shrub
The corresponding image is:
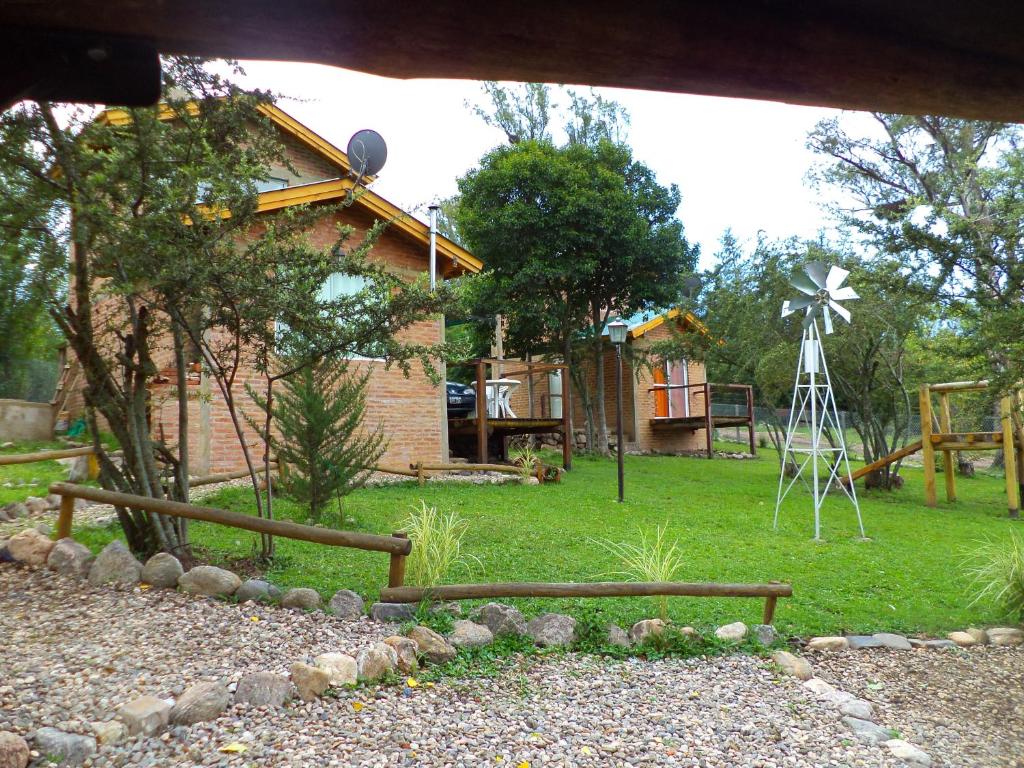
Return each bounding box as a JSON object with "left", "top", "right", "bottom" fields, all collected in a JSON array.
[
  {"left": 963, "top": 531, "right": 1024, "bottom": 621},
  {"left": 509, "top": 444, "right": 540, "bottom": 480},
  {"left": 595, "top": 525, "right": 685, "bottom": 621},
  {"left": 401, "top": 501, "right": 480, "bottom": 586}
]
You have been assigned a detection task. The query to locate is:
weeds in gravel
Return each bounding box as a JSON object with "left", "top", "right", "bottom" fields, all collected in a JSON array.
[
  {"left": 594, "top": 525, "right": 685, "bottom": 621},
  {"left": 963, "top": 530, "right": 1024, "bottom": 621},
  {"left": 401, "top": 501, "right": 480, "bottom": 586}
]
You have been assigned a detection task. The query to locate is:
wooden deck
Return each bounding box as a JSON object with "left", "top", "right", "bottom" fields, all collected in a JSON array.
[
  {"left": 650, "top": 415, "right": 752, "bottom": 429},
  {"left": 448, "top": 417, "right": 563, "bottom": 437}
]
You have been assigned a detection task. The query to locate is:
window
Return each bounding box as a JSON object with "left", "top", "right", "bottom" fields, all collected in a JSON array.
[
  {"left": 548, "top": 370, "right": 563, "bottom": 418},
  {"left": 256, "top": 176, "right": 289, "bottom": 193},
  {"left": 318, "top": 273, "right": 386, "bottom": 360}
]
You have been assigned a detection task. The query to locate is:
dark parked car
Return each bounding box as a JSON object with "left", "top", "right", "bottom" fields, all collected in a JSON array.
[{"left": 446, "top": 381, "right": 477, "bottom": 417}]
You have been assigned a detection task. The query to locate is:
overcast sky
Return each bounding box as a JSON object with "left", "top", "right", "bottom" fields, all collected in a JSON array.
[{"left": 236, "top": 60, "right": 852, "bottom": 268}]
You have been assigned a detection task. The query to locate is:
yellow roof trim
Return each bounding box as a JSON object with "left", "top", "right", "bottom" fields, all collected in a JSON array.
[
  {"left": 629, "top": 308, "right": 710, "bottom": 339},
  {"left": 256, "top": 179, "right": 482, "bottom": 274}
]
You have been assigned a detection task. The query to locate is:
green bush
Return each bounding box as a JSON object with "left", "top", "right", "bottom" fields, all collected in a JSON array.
[{"left": 963, "top": 530, "right": 1024, "bottom": 621}]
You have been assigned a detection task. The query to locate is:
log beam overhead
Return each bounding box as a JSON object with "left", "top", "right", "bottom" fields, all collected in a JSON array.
[{"left": 3, "top": 2, "right": 1024, "bottom": 120}]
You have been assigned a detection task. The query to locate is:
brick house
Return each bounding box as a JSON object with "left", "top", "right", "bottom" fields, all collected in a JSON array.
[
  {"left": 66, "top": 104, "right": 481, "bottom": 474},
  {"left": 506, "top": 309, "right": 755, "bottom": 456}
]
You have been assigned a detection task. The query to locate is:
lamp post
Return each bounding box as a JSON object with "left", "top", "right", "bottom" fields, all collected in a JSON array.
[{"left": 607, "top": 318, "right": 629, "bottom": 502}]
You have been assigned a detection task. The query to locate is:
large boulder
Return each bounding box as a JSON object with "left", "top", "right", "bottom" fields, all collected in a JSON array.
[
  {"left": 235, "top": 579, "right": 281, "bottom": 604},
  {"left": 234, "top": 672, "right": 292, "bottom": 707},
  {"left": 118, "top": 696, "right": 171, "bottom": 737},
  {"left": 407, "top": 626, "right": 457, "bottom": 664},
  {"left": 314, "top": 653, "right": 358, "bottom": 687},
  {"left": 177, "top": 565, "right": 240, "bottom": 597},
  {"left": 382, "top": 637, "right": 419, "bottom": 674},
  {"left": 7, "top": 529, "right": 55, "bottom": 567},
  {"left": 356, "top": 643, "right": 398, "bottom": 681},
  {"left": 527, "top": 613, "right": 577, "bottom": 647},
  {"left": 141, "top": 553, "right": 184, "bottom": 588},
  {"left": 290, "top": 662, "right": 331, "bottom": 701},
  {"left": 88, "top": 541, "right": 142, "bottom": 586},
  {"left": 328, "top": 589, "right": 364, "bottom": 619},
  {"left": 46, "top": 538, "right": 94, "bottom": 578},
  {"left": 449, "top": 620, "right": 493, "bottom": 648},
  {"left": 32, "top": 728, "right": 96, "bottom": 766},
  {"left": 169, "top": 682, "right": 230, "bottom": 725},
  {"left": 280, "top": 587, "right": 321, "bottom": 611},
  {"left": 0, "top": 731, "right": 29, "bottom": 768},
  {"left": 469, "top": 602, "right": 528, "bottom": 637}
]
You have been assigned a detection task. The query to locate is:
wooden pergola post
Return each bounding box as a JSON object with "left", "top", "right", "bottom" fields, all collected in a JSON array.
[
  {"left": 745, "top": 385, "right": 756, "bottom": 456},
  {"left": 475, "top": 358, "right": 488, "bottom": 464},
  {"left": 1000, "top": 395, "right": 1021, "bottom": 517},
  {"left": 919, "top": 384, "right": 937, "bottom": 506},
  {"left": 937, "top": 391, "right": 956, "bottom": 502},
  {"left": 560, "top": 363, "right": 572, "bottom": 470},
  {"left": 703, "top": 382, "right": 713, "bottom": 458}
]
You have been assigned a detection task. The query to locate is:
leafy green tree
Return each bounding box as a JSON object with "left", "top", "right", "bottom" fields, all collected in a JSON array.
[
  {"left": 247, "top": 353, "right": 386, "bottom": 526},
  {"left": 456, "top": 139, "right": 696, "bottom": 453},
  {"left": 0, "top": 58, "right": 456, "bottom": 557}
]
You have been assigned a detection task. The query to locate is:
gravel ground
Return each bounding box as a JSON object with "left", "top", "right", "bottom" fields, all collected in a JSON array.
[
  {"left": 5, "top": 566, "right": 1021, "bottom": 767},
  {"left": 811, "top": 646, "right": 1024, "bottom": 768}
]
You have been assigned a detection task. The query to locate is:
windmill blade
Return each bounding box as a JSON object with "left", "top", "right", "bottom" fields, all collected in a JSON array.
[
  {"left": 805, "top": 262, "right": 829, "bottom": 290},
  {"left": 829, "top": 285, "right": 859, "bottom": 301},
  {"left": 825, "top": 265, "right": 850, "bottom": 292},
  {"left": 801, "top": 304, "right": 822, "bottom": 330},
  {"left": 782, "top": 295, "right": 814, "bottom": 316},
  {"left": 790, "top": 271, "right": 818, "bottom": 296},
  {"left": 822, "top": 304, "right": 834, "bottom": 334},
  {"left": 829, "top": 300, "right": 851, "bottom": 323}
]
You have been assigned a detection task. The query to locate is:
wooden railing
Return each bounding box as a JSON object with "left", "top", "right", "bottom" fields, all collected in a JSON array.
[
  {"left": 380, "top": 580, "right": 792, "bottom": 624},
  {"left": 648, "top": 382, "right": 755, "bottom": 457},
  {"left": 47, "top": 482, "right": 412, "bottom": 583}
]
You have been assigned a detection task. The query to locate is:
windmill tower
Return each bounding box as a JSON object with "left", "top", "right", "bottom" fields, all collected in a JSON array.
[{"left": 773, "top": 262, "right": 865, "bottom": 540}]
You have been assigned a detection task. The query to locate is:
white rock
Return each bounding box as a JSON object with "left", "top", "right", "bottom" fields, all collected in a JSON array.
[
  {"left": 314, "top": 652, "right": 358, "bottom": 686},
  {"left": 873, "top": 632, "right": 912, "bottom": 650},
  {"left": 715, "top": 621, "right": 748, "bottom": 642},
  {"left": 408, "top": 626, "right": 457, "bottom": 664},
  {"left": 629, "top": 619, "right": 666, "bottom": 644},
  {"left": 947, "top": 630, "right": 978, "bottom": 647},
  {"left": 987, "top": 627, "right": 1024, "bottom": 647},
  {"left": 118, "top": 695, "right": 171, "bottom": 737},
  {"left": 356, "top": 642, "right": 398, "bottom": 681},
  {"left": 234, "top": 672, "right": 292, "bottom": 707},
  {"left": 382, "top": 637, "right": 419, "bottom": 674},
  {"left": 806, "top": 636, "right": 849, "bottom": 651},
  {"left": 839, "top": 697, "right": 875, "bottom": 720},
  {"left": 885, "top": 739, "right": 933, "bottom": 766},
  {"left": 89, "top": 721, "right": 125, "bottom": 746},
  {"left": 771, "top": 650, "right": 813, "bottom": 680},
  {"left": 290, "top": 662, "right": 330, "bottom": 701},
  {"left": 966, "top": 627, "right": 990, "bottom": 645}
]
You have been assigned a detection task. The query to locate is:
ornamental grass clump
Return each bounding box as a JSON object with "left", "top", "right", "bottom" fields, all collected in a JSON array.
[
  {"left": 402, "top": 501, "right": 480, "bottom": 586},
  {"left": 595, "top": 525, "right": 686, "bottom": 621},
  {"left": 963, "top": 531, "right": 1024, "bottom": 621}
]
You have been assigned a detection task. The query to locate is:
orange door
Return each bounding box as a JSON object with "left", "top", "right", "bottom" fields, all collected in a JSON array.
[{"left": 653, "top": 365, "right": 669, "bottom": 417}]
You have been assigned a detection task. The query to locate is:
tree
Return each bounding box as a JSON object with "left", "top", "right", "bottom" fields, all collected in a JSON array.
[
  {"left": 247, "top": 351, "right": 386, "bottom": 526},
  {"left": 0, "top": 58, "right": 457, "bottom": 558},
  {"left": 455, "top": 139, "right": 696, "bottom": 453}
]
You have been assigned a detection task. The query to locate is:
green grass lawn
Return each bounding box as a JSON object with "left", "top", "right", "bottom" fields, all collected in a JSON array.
[
  {"left": 0, "top": 440, "right": 78, "bottom": 506},
  {"left": 63, "top": 442, "right": 1024, "bottom": 638}
]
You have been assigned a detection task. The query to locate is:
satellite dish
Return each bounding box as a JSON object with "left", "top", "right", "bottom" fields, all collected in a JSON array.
[
  {"left": 346, "top": 129, "right": 387, "bottom": 177},
  {"left": 780, "top": 262, "right": 859, "bottom": 335},
  {"left": 682, "top": 275, "right": 702, "bottom": 299}
]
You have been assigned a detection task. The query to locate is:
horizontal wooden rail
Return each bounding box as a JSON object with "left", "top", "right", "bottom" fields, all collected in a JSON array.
[
  {"left": 189, "top": 463, "right": 277, "bottom": 488},
  {"left": 374, "top": 464, "right": 430, "bottom": 478},
  {"left": 410, "top": 462, "right": 522, "bottom": 474},
  {"left": 928, "top": 380, "right": 990, "bottom": 393},
  {"left": 381, "top": 580, "right": 791, "bottom": 624},
  {"left": 0, "top": 446, "right": 95, "bottom": 465},
  {"left": 48, "top": 481, "right": 412, "bottom": 555},
  {"left": 929, "top": 431, "right": 1001, "bottom": 444}
]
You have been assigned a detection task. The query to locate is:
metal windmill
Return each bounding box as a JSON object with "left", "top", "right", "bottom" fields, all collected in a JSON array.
[{"left": 773, "top": 262, "right": 865, "bottom": 540}]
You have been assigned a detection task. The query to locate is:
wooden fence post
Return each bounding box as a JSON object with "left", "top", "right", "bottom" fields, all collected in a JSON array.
[
  {"left": 703, "top": 382, "right": 713, "bottom": 458},
  {"left": 762, "top": 595, "right": 778, "bottom": 625},
  {"left": 56, "top": 494, "right": 75, "bottom": 540},
  {"left": 919, "top": 384, "right": 937, "bottom": 506},
  {"left": 938, "top": 392, "right": 956, "bottom": 502},
  {"left": 416, "top": 461, "right": 425, "bottom": 487},
  {"left": 1001, "top": 395, "right": 1021, "bottom": 517},
  {"left": 388, "top": 532, "right": 409, "bottom": 588}
]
